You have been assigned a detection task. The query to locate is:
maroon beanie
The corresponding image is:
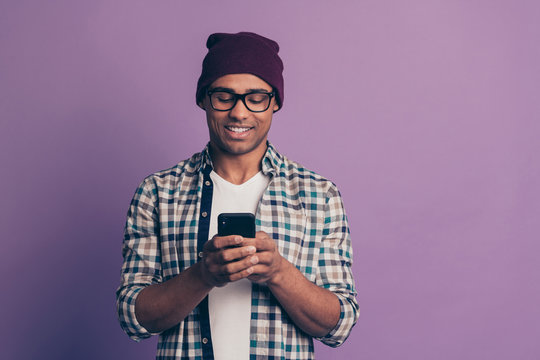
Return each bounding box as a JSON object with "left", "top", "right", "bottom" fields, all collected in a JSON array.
[{"left": 196, "top": 32, "right": 284, "bottom": 109}]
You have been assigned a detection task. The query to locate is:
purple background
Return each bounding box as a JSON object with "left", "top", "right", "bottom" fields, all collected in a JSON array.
[{"left": 1, "top": 1, "right": 539, "bottom": 359}]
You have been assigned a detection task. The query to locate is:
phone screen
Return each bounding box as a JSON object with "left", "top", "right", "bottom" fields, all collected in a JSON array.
[{"left": 217, "top": 213, "right": 256, "bottom": 238}]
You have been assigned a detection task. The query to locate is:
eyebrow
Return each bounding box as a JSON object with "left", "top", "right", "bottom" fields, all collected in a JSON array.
[{"left": 209, "top": 86, "right": 272, "bottom": 93}]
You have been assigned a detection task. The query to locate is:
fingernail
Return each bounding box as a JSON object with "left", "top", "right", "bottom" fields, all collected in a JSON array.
[
  {"left": 247, "top": 246, "right": 256, "bottom": 254},
  {"left": 235, "top": 236, "right": 243, "bottom": 244},
  {"left": 250, "top": 256, "right": 259, "bottom": 264},
  {"left": 247, "top": 267, "right": 254, "bottom": 274}
]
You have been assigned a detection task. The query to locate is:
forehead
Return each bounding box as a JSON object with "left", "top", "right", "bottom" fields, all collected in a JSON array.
[{"left": 209, "top": 73, "right": 272, "bottom": 92}]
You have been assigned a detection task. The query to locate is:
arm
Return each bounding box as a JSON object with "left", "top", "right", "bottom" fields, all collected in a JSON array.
[
  {"left": 133, "top": 262, "right": 211, "bottom": 333},
  {"left": 117, "top": 178, "right": 259, "bottom": 339},
  {"left": 247, "top": 185, "right": 358, "bottom": 345},
  {"left": 268, "top": 263, "right": 342, "bottom": 337},
  {"left": 135, "top": 236, "right": 258, "bottom": 333},
  {"left": 116, "top": 177, "right": 163, "bottom": 341},
  {"left": 245, "top": 232, "right": 341, "bottom": 337},
  {"left": 312, "top": 186, "right": 359, "bottom": 346}
]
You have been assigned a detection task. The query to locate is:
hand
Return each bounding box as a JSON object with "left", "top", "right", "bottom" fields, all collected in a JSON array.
[
  {"left": 246, "top": 231, "right": 285, "bottom": 285},
  {"left": 199, "top": 235, "right": 259, "bottom": 287}
]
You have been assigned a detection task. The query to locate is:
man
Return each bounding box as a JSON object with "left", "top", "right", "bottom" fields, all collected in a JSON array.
[{"left": 117, "top": 32, "right": 358, "bottom": 360}]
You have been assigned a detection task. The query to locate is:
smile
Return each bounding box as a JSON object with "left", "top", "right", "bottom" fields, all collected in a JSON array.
[{"left": 225, "top": 126, "right": 252, "bottom": 133}]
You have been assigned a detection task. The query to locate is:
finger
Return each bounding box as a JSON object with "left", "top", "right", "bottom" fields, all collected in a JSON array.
[
  {"left": 249, "top": 251, "right": 272, "bottom": 265},
  {"left": 246, "top": 265, "right": 272, "bottom": 284},
  {"left": 220, "top": 255, "right": 259, "bottom": 275},
  {"left": 239, "top": 238, "right": 257, "bottom": 248},
  {"left": 253, "top": 235, "right": 276, "bottom": 252},
  {"left": 255, "top": 231, "right": 271, "bottom": 240},
  {"left": 205, "top": 235, "right": 243, "bottom": 251},
  {"left": 226, "top": 266, "right": 256, "bottom": 282},
  {"left": 240, "top": 232, "right": 268, "bottom": 245},
  {"left": 246, "top": 263, "right": 267, "bottom": 275},
  {"left": 219, "top": 245, "right": 257, "bottom": 263}
]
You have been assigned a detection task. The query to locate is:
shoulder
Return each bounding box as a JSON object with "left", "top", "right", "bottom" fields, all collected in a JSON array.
[
  {"left": 138, "top": 151, "right": 203, "bottom": 194},
  {"left": 275, "top": 153, "right": 341, "bottom": 199}
]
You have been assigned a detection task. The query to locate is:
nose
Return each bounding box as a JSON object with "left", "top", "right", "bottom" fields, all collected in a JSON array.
[{"left": 228, "top": 98, "right": 250, "bottom": 120}]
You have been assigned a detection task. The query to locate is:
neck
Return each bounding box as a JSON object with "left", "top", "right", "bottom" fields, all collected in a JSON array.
[{"left": 209, "top": 143, "right": 267, "bottom": 185}]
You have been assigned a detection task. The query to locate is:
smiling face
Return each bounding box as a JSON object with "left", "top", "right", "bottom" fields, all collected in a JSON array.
[{"left": 199, "top": 73, "right": 279, "bottom": 160}]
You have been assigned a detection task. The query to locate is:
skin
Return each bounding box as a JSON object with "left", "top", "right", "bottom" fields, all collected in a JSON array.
[
  {"left": 200, "top": 73, "right": 279, "bottom": 184},
  {"left": 135, "top": 73, "right": 341, "bottom": 338}
]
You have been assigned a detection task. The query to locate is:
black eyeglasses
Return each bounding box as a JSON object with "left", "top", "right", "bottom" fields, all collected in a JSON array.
[{"left": 207, "top": 90, "right": 275, "bottom": 113}]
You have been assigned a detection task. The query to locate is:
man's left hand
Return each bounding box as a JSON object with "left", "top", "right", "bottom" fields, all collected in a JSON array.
[{"left": 244, "top": 231, "right": 284, "bottom": 284}]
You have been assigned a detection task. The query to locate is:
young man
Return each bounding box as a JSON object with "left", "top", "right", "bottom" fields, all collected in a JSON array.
[{"left": 117, "top": 32, "right": 358, "bottom": 360}]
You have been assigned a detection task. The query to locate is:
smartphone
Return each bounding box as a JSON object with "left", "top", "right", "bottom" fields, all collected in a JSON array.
[{"left": 217, "top": 213, "right": 256, "bottom": 238}]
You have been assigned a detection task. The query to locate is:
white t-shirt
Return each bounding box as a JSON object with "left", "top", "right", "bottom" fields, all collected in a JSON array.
[{"left": 207, "top": 170, "right": 270, "bottom": 360}]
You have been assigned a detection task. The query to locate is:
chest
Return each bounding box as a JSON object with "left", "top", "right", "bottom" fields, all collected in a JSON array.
[{"left": 156, "top": 175, "right": 325, "bottom": 282}]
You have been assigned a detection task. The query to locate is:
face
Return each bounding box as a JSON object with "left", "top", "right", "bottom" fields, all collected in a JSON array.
[{"left": 199, "top": 73, "right": 279, "bottom": 158}]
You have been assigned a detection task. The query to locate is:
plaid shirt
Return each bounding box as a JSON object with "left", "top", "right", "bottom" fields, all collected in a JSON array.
[{"left": 117, "top": 143, "right": 358, "bottom": 360}]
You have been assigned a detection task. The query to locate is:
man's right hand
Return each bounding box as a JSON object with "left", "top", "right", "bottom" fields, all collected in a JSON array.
[{"left": 199, "top": 235, "right": 260, "bottom": 287}]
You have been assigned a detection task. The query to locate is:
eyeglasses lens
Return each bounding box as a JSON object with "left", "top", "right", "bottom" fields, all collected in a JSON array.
[{"left": 210, "top": 92, "right": 271, "bottom": 112}]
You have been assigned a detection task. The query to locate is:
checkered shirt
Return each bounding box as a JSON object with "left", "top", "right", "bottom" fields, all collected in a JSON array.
[{"left": 117, "top": 143, "right": 359, "bottom": 359}]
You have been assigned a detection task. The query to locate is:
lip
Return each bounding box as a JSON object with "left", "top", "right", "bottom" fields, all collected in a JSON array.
[{"left": 224, "top": 125, "right": 254, "bottom": 139}]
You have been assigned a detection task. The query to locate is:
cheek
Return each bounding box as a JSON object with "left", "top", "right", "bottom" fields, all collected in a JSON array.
[
  {"left": 206, "top": 116, "right": 218, "bottom": 136},
  {"left": 206, "top": 113, "right": 221, "bottom": 128},
  {"left": 206, "top": 114, "right": 228, "bottom": 139},
  {"left": 259, "top": 115, "right": 273, "bottom": 130}
]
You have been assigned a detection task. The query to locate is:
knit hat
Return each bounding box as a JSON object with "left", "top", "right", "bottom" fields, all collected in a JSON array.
[{"left": 196, "top": 32, "right": 284, "bottom": 110}]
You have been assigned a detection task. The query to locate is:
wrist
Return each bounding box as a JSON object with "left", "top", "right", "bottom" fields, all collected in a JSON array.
[{"left": 192, "top": 261, "right": 216, "bottom": 290}]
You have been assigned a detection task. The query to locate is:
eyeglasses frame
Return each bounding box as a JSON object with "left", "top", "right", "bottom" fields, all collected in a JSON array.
[{"left": 206, "top": 89, "right": 275, "bottom": 113}]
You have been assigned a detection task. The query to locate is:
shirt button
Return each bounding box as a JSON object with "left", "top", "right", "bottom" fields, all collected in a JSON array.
[
  {"left": 202, "top": 337, "right": 208, "bottom": 344},
  {"left": 205, "top": 180, "right": 211, "bottom": 186},
  {"left": 198, "top": 251, "right": 204, "bottom": 258},
  {"left": 201, "top": 211, "right": 208, "bottom": 218}
]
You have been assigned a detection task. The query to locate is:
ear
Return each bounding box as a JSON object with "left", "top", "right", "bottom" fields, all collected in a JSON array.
[
  {"left": 272, "top": 102, "right": 280, "bottom": 112},
  {"left": 197, "top": 97, "right": 206, "bottom": 110}
]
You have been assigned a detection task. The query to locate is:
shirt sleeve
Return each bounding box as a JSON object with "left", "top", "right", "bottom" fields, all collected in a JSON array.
[
  {"left": 314, "top": 184, "right": 359, "bottom": 347},
  {"left": 116, "top": 177, "right": 163, "bottom": 342}
]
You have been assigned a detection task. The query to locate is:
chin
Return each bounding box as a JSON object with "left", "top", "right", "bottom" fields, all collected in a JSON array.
[
  {"left": 225, "top": 143, "right": 257, "bottom": 155},
  {"left": 214, "top": 139, "right": 265, "bottom": 157}
]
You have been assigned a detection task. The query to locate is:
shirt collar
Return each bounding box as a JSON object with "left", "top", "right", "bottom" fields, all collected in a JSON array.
[
  {"left": 200, "top": 144, "right": 214, "bottom": 172},
  {"left": 261, "top": 142, "right": 282, "bottom": 176},
  {"left": 196, "top": 141, "right": 283, "bottom": 176}
]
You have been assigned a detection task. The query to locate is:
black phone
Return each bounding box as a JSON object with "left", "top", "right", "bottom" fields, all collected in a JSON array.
[{"left": 217, "top": 213, "right": 256, "bottom": 238}]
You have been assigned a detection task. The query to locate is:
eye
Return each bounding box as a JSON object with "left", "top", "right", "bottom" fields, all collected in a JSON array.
[
  {"left": 246, "top": 93, "right": 268, "bottom": 104},
  {"left": 214, "top": 92, "right": 234, "bottom": 102}
]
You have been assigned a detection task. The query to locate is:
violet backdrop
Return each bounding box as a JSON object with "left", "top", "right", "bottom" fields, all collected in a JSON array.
[{"left": 1, "top": 1, "right": 539, "bottom": 359}]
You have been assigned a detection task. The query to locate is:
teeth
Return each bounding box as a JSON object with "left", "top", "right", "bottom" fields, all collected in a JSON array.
[{"left": 227, "top": 126, "right": 250, "bottom": 133}]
